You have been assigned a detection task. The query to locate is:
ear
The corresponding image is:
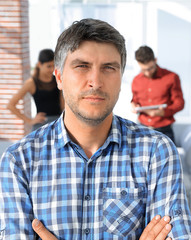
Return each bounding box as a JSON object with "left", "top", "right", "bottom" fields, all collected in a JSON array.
[
  {"left": 154, "top": 58, "right": 157, "bottom": 64},
  {"left": 55, "top": 68, "right": 63, "bottom": 90},
  {"left": 37, "top": 61, "right": 42, "bottom": 68}
]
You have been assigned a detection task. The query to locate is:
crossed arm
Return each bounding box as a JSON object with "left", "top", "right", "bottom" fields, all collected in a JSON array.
[{"left": 32, "top": 215, "right": 172, "bottom": 240}]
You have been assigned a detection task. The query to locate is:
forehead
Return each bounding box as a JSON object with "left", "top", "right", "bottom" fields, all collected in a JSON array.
[
  {"left": 67, "top": 41, "right": 121, "bottom": 62},
  {"left": 139, "top": 60, "right": 156, "bottom": 68},
  {"left": 40, "top": 60, "right": 54, "bottom": 66}
]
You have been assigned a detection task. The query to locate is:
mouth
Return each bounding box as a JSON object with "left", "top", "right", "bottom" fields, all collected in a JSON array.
[{"left": 83, "top": 95, "right": 105, "bottom": 102}]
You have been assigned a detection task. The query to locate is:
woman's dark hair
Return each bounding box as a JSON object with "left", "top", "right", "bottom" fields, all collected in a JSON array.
[
  {"left": 32, "top": 49, "right": 54, "bottom": 79},
  {"left": 38, "top": 49, "right": 54, "bottom": 64}
]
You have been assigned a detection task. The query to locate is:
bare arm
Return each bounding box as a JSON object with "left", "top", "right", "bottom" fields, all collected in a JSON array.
[
  {"left": 7, "top": 78, "right": 47, "bottom": 125},
  {"left": 32, "top": 215, "right": 172, "bottom": 240}
]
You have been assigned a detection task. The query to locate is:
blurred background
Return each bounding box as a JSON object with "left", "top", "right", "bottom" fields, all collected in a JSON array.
[
  {"left": 1, "top": 0, "right": 191, "bottom": 140},
  {"left": 30, "top": 0, "right": 191, "bottom": 123}
]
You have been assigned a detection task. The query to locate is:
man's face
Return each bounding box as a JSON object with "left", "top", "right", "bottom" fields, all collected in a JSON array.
[
  {"left": 55, "top": 41, "right": 122, "bottom": 126},
  {"left": 138, "top": 60, "right": 157, "bottom": 78}
]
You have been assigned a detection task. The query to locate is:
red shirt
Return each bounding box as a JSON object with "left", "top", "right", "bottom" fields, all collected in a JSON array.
[{"left": 131, "top": 65, "right": 184, "bottom": 128}]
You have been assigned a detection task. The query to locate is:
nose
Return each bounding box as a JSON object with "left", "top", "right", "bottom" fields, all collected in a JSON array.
[
  {"left": 51, "top": 66, "right": 55, "bottom": 73},
  {"left": 88, "top": 69, "right": 103, "bottom": 89}
]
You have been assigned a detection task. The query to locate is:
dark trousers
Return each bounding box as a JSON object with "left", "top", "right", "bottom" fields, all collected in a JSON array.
[{"left": 153, "top": 125, "right": 175, "bottom": 143}]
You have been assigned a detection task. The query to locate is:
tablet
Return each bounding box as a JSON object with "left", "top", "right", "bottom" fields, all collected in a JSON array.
[{"left": 135, "top": 104, "right": 167, "bottom": 111}]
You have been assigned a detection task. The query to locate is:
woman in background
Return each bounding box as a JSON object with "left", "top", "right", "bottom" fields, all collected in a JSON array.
[{"left": 7, "top": 49, "right": 65, "bottom": 131}]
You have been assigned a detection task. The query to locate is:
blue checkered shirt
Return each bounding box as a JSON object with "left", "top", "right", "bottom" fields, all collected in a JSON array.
[{"left": 0, "top": 114, "right": 191, "bottom": 240}]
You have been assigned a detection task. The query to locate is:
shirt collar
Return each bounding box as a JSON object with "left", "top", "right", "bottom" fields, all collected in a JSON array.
[
  {"left": 54, "top": 113, "right": 122, "bottom": 150},
  {"left": 105, "top": 114, "right": 122, "bottom": 148},
  {"left": 54, "top": 112, "right": 71, "bottom": 149},
  {"left": 153, "top": 65, "right": 163, "bottom": 78}
]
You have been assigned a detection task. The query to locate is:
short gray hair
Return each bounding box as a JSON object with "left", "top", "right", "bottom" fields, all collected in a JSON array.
[{"left": 54, "top": 18, "right": 126, "bottom": 74}]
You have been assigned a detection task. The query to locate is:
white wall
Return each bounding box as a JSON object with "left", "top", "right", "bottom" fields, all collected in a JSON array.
[{"left": 29, "top": 0, "right": 60, "bottom": 67}]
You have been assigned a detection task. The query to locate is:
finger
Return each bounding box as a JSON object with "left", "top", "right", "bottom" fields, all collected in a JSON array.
[
  {"left": 36, "top": 116, "right": 47, "bottom": 122},
  {"left": 38, "top": 112, "right": 47, "bottom": 117},
  {"left": 32, "top": 219, "right": 58, "bottom": 240},
  {"left": 145, "top": 216, "right": 171, "bottom": 240},
  {"left": 140, "top": 215, "right": 161, "bottom": 239},
  {"left": 153, "top": 216, "right": 171, "bottom": 234},
  {"left": 39, "top": 117, "right": 47, "bottom": 122},
  {"left": 155, "top": 224, "right": 172, "bottom": 240}
]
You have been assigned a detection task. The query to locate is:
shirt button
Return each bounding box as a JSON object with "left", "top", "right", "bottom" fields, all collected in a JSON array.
[
  {"left": 148, "top": 99, "right": 152, "bottom": 102},
  {"left": 121, "top": 190, "right": 127, "bottom": 196},
  {"left": 148, "top": 88, "right": 152, "bottom": 92},
  {"left": 84, "top": 228, "right": 90, "bottom": 235},
  {"left": 174, "top": 209, "right": 182, "bottom": 216},
  {"left": 85, "top": 195, "right": 91, "bottom": 201}
]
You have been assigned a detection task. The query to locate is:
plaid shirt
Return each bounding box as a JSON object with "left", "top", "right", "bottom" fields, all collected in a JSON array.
[{"left": 0, "top": 114, "right": 191, "bottom": 240}]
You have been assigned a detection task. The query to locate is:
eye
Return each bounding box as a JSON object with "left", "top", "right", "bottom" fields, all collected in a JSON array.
[
  {"left": 106, "top": 66, "right": 114, "bottom": 69},
  {"left": 103, "top": 65, "right": 116, "bottom": 71},
  {"left": 76, "top": 64, "right": 88, "bottom": 68}
]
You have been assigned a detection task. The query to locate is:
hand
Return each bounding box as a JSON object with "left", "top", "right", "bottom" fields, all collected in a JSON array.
[
  {"left": 131, "top": 102, "right": 141, "bottom": 113},
  {"left": 32, "top": 215, "right": 172, "bottom": 240},
  {"left": 32, "top": 219, "right": 58, "bottom": 240},
  {"left": 142, "top": 107, "right": 165, "bottom": 117},
  {"left": 140, "top": 215, "right": 172, "bottom": 240},
  {"left": 29, "top": 112, "right": 47, "bottom": 125}
]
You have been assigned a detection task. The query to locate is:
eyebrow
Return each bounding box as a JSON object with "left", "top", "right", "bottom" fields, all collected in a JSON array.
[
  {"left": 70, "top": 59, "right": 121, "bottom": 69},
  {"left": 70, "top": 59, "right": 90, "bottom": 66},
  {"left": 102, "top": 62, "right": 121, "bottom": 69}
]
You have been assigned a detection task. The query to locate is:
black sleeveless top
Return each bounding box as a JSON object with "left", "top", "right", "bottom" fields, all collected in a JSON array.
[{"left": 32, "top": 76, "right": 61, "bottom": 116}]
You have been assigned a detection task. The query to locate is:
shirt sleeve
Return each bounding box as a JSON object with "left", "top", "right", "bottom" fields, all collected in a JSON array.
[
  {"left": 164, "top": 74, "right": 185, "bottom": 117},
  {"left": 145, "top": 137, "right": 191, "bottom": 239},
  {"left": 0, "top": 150, "right": 35, "bottom": 240}
]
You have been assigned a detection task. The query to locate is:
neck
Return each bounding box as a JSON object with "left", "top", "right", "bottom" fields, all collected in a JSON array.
[
  {"left": 39, "top": 73, "right": 53, "bottom": 82},
  {"left": 64, "top": 109, "right": 113, "bottom": 159}
]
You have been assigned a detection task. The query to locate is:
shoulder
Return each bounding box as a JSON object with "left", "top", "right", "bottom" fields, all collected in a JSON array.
[
  {"left": 114, "top": 115, "right": 155, "bottom": 139},
  {"left": 114, "top": 115, "right": 175, "bottom": 147},
  {"left": 133, "top": 72, "right": 143, "bottom": 80},
  {"left": 159, "top": 66, "right": 179, "bottom": 79},
  {"left": 24, "top": 78, "right": 36, "bottom": 94},
  {"left": 114, "top": 115, "right": 179, "bottom": 164},
  {"left": 24, "top": 77, "right": 34, "bottom": 85},
  {"left": 12, "top": 77, "right": 35, "bottom": 96},
  {"left": 132, "top": 73, "right": 144, "bottom": 86},
  {"left": 24, "top": 77, "right": 35, "bottom": 89},
  {"left": 4, "top": 120, "right": 57, "bottom": 161}
]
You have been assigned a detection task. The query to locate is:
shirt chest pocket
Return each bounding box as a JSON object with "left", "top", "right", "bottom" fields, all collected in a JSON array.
[{"left": 102, "top": 187, "right": 145, "bottom": 238}]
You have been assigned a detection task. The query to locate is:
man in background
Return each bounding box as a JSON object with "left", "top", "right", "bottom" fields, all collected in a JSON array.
[{"left": 131, "top": 45, "right": 184, "bottom": 142}]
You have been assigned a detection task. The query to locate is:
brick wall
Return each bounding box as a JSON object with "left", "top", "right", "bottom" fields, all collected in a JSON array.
[{"left": 0, "top": 0, "right": 31, "bottom": 141}]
